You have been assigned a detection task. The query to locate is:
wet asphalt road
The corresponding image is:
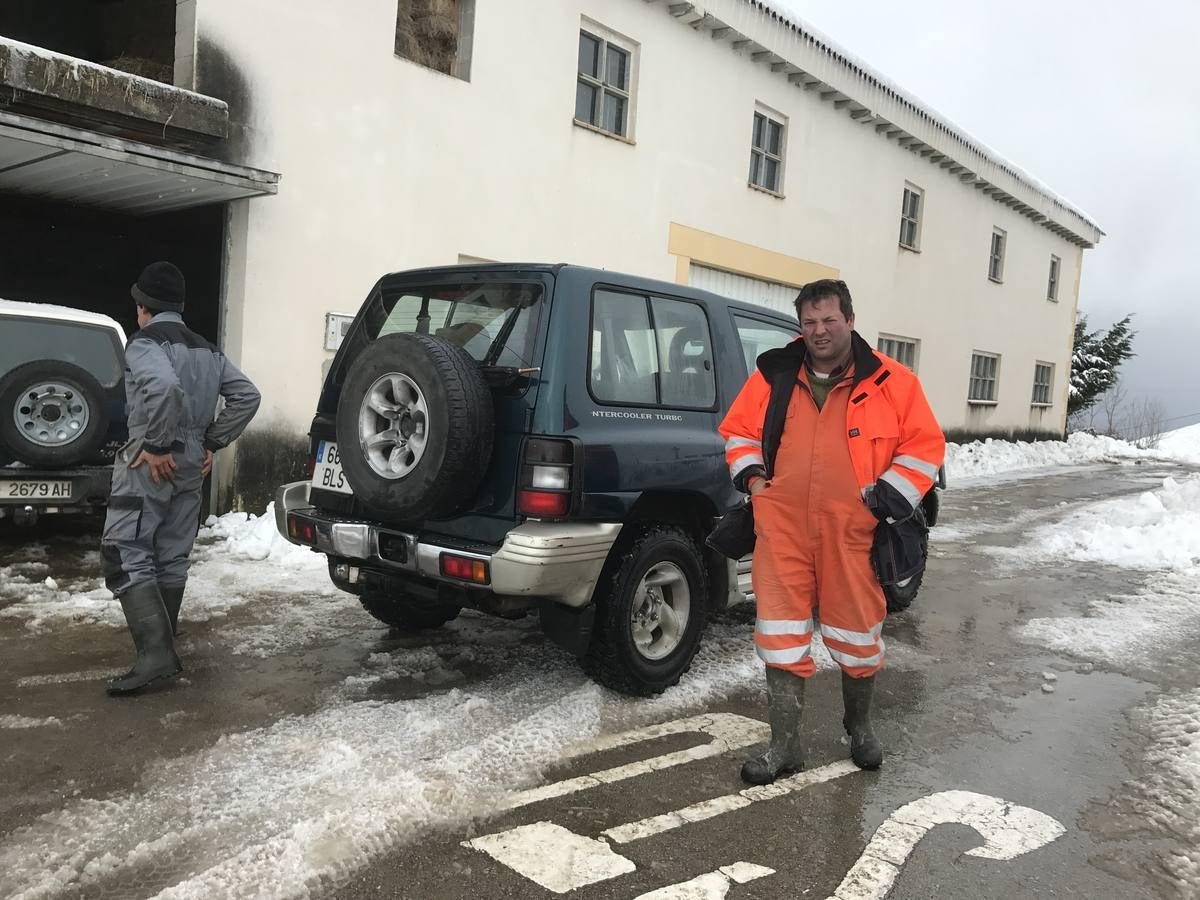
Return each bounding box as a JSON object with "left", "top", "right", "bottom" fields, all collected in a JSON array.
[{"left": 1, "top": 460, "right": 1196, "bottom": 899}]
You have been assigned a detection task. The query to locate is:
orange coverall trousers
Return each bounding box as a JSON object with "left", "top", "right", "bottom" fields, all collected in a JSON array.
[{"left": 751, "top": 371, "right": 886, "bottom": 679}]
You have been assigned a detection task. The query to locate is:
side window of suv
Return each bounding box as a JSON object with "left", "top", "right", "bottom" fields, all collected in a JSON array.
[
  {"left": 589, "top": 289, "right": 715, "bottom": 409},
  {"left": 733, "top": 315, "right": 798, "bottom": 375}
]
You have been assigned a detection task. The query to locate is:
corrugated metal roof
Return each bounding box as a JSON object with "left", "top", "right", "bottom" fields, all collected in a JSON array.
[{"left": 0, "top": 112, "right": 278, "bottom": 215}]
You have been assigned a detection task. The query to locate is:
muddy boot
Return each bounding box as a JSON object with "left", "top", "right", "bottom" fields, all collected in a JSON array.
[
  {"left": 107, "top": 581, "right": 182, "bottom": 696},
  {"left": 741, "top": 666, "right": 806, "bottom": 785},
  {"left": 160, "top": 584, "right": 185, "bottom": 637},
  {"left": 842, "top": 672, "right": 883, "bottom": 769}
]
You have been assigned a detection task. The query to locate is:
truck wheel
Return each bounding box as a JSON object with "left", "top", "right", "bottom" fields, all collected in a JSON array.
[
  {"left": 584, "top": 525, "right": 707, "bottom": 696},
  {"left": 0, "top": 361, "right": 110, "bottom": 468},
  {"left": 358, "top": 590, "right": 462, "bottom": 630},
  {"left": 884, "top": 526, "right": 929, "bottom": 614},
  {"left": 336, "top": 333, "right": 493, "bottom": 521}
]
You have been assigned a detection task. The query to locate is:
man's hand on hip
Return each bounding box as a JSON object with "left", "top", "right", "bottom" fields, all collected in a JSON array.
[
  {"left": 131, "top": 450, "right": 178, "bottom": 484},
  {"left": 201, "top": 450, "right": 214, "bottom": 477},
  {"left": 748, "top": 476, "right": 769, "bottom": 495}
]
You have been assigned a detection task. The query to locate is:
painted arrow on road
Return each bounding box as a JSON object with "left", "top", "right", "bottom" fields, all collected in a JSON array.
[{"left": 826, "top": 789, "right": 1066, "bottom": 900}]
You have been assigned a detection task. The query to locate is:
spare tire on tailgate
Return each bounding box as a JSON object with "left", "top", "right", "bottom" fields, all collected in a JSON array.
[
  {"left": 0, "top": 360, "right": 111, "bottom": 468},
  {"left": 335, "top": 332, "right": 493, "bottom": 520}
]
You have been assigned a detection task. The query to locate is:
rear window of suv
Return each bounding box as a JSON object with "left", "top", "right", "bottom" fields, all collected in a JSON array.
[
  {"left": 0, "top": 317, "right": 123, "bottom": 387},
  {"left": 364, "top": 282, "right": 542, "bottom": 369}
]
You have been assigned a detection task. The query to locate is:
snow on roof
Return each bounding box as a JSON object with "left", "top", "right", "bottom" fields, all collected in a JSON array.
[{"left": 0, "top": 298, "right": 126, "bottom": 343}]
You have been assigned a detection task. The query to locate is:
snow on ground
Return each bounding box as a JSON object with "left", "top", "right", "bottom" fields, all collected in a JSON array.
[
  {"left": 0, "top": 621, "right": 818, "bottom": 899},
  {"left": 1, "top": 429, "right": 1198, "bottom": 896},
  {"left": 1006, "top": 472, "right": 1200, "bottom": 670},
  {"left": 0, "top": 505, "right": 342, "bottom": 648},
  {"left": 1122, "top": 689, "right": 1200, "bottom": 891},
  {"left": 1156, "top": 421, "right": 1200, "bottom": 466}
]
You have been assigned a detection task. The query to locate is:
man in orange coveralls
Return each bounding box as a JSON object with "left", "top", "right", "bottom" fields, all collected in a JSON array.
[{"left": 720, "top": 279, "right": 944, "bottom": 783}]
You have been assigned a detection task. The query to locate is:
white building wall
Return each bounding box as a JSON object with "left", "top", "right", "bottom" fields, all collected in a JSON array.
[{"left": 195, "top": 0, "right": 1090, "bottom": 441}]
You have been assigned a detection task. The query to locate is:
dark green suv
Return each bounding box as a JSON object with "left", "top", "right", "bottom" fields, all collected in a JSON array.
[{"left": 275, "top": 264, "right": 934, "bottom": 695}]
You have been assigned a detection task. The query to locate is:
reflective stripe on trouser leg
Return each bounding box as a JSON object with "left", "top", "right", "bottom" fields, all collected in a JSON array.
[
  {"left": 815, "top": 520, "right": 887, "bottom": 678},
  {"left": 750, "top": 528, "right": 818, "bottom": 678}
]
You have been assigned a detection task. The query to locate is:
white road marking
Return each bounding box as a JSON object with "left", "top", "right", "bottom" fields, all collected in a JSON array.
[
  {"left": 603, "top": 759, "right": 859, "bottom": 843},
  {"left": 463, "top": 821, "right": 636, "bottom": 894},
  {"left": 826, "top": 790, "right": 1066, "bottom": 900},
  {"left": 634, "top": 862, "right": 775, "bottom": 899},
  {"left": 497, "top": 713, "right": 769, "bottom": 812}
]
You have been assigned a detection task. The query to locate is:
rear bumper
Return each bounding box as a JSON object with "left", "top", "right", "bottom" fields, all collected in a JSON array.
[{"left": 274, "top": 480, "right": 621, "bottom": 607}]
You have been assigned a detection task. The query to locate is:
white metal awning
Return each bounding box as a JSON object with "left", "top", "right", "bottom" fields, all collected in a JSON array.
[{"left": 0, "top": 111, "right": 280, "bottom": 215}]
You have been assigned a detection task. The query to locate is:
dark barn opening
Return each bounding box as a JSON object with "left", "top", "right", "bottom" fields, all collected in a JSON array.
[{"left": 0, "top": 195, "right": 223, "bottom": 345}]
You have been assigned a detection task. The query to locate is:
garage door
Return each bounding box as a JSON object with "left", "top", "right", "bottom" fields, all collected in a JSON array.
[{"left": 687, "top": 265, "right": 797, "bottom": 315}]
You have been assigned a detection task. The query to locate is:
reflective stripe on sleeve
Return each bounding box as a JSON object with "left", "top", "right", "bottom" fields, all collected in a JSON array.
[
  {"left": 730, "top": 452, "right": 766, "bottom": 478},
  {"left": 725, "top": 436, "right": 764, "bottom": 452},
  {"left": 879, "top": 468, "right": 923, "bottom": 507},
  {"left": 893, "top": 454, "right": 939, "bottom": 480}
]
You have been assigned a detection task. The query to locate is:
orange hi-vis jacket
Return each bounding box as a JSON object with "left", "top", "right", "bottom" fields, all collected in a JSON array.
[{"left": 718, "top": 332, "right": 945, "bottom": 678}]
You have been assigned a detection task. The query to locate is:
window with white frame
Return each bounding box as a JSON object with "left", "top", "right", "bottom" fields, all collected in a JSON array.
[
  {"left": 576, "top": 25, "right": 634, "bottom": 138},
  {"left": 988, "top": 227, "right": 1006, "bottom": 282},
  {"left": 1047, "top": 254, "right": 1061, "bottom": 301},
  {"left": 748, "top": 108, "right": 785, "bottom": 193},
  {"left": 898, "top": 184, "right": 923, "bottom": 250},
  {"left": 877, "top": 334, "right": 919, "bottom": 371},
  {"left": 1032, "top": 362, "right": 1054, "bottom": 406},
  {"left": 969, "top": 351, "right": 1000, "bottom": 403}
]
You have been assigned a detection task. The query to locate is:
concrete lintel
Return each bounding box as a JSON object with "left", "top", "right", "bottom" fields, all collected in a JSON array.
[{"left": 0, "top": 39, "right": 228, "bottom": 146}]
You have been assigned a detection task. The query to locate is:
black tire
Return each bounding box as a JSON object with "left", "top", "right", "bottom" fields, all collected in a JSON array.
[
  {"left": 884, "top": 526, "right": 929, "bottom": 614},
  {"left": 359, "top": 590, "right": 462, "bottom": 630},
  {"left": 584, "top": 525, "right": 708, "bottom": 696},
  {"left": 0, "top": 361, "right": 110, "bottom": 468},
  {"left": 336, "top": 333, "right": 494, "bottom": 520}
]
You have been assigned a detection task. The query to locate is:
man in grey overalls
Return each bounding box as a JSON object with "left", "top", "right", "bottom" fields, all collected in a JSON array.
[{"left": 103, "top": 261, "right": 261, "bottom": 695}]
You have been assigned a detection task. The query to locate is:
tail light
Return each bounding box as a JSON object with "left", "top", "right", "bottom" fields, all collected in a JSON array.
[
  {"left": 287, "top": 512, "right": 317, "bottom": 545},
  {"left": 305, "top": 449, "right": 317, "bottom": 478},
  {"left": 441, "top": 553, "right": 489, "bottom": 584},
  {"left": 518, "top": 438, "right": 575, "bottom": 519}
]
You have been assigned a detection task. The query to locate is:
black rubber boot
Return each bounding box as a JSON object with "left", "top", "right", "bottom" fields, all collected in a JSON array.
[
  {"left": 741, "top": 666, "right": 806, "bottom": 785},
  {"left": 160, "top": 584, "right": 185, "bottom": 637},
  {"left": 107, "top": 581, "right": 182, "bottom": 696},
  {"left": 842, "top": 672, "right": 883, "bottom": 769}
]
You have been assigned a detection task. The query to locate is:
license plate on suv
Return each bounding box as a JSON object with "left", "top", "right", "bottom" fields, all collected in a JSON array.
[
  {"left": 312, "top": 441, "right": 352, "bottom": 494},
  {"left": 1, "top": 480, "right": 72, "bottom": 500}
]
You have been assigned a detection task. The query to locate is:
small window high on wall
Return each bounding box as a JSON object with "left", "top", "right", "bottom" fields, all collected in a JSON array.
[{"left": 395, "top": 0, "right": 475, "bottom": 80}]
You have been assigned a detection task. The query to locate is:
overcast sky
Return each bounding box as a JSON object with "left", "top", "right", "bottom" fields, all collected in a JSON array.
[{"left": 772, "top": 0, "right": 1200, "bottom": 430}]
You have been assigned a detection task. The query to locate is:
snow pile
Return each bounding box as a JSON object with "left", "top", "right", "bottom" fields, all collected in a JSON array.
[
  {"left": 1008, "top": 474, "right": 1200, "bottom": 573},
  {"left": 1156, "top": 421, "right": 1200, "bottom": 466},
  {"left": 198, "top": 504, "right": 322, "bottom": 568},
  {"left": 945, "top": 432, "right": 1151, "bottom": 483},
  {"left": 1016, "top": 474, "right": 1200, "bottom": 670}
]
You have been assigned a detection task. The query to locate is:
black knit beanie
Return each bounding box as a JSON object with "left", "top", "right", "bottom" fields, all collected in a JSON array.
[{"left": 131, "top": 261, "right": 186, "bottom": 312}]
